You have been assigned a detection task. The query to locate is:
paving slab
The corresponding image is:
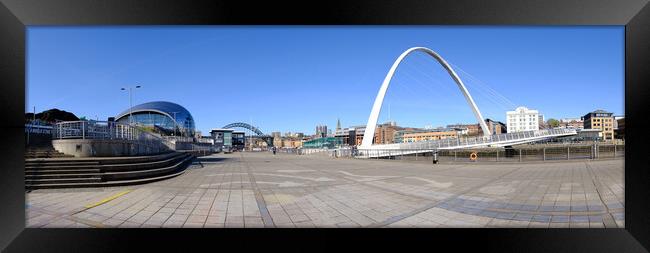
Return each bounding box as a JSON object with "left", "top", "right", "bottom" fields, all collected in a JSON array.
[{"left": 26, "top": 152, "right": 624, "bottom": 228}]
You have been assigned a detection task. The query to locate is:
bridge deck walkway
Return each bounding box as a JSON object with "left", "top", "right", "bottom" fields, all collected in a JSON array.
[{"left": 359, "top": 128, "right": 577, "bottom": 158}]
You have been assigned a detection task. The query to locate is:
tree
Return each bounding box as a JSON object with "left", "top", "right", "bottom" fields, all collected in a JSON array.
[
  {"left": 25, "top": 108, "right": 79, "bottom": 123},
  {"left": 547, "top": 118, "right": 560, "bottom": 128}
]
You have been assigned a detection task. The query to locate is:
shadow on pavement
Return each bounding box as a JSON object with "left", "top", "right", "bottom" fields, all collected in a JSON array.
[{"left": 196, "top": 157, "right": 229, "bottom": 163}]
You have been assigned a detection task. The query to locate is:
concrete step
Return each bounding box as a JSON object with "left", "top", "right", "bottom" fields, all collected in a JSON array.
[
  {"left": 25, "top": 151, "right": 178, "bottom": 166},
  {"left": 25, "top": 153, "right": 190, "bottom": 172},
  {"left": 26, "top": 161, "right": 101, "bottom": 167},
  {"left": 25, "top": 154, "right": 71, "bottom": 157},
  {"left": 25, "top": 154, "right": 73, "bottom": 157},
  {"left": 25, "top": 154, "right": 192, "bottom": 180},
  {"left": 26, "top": 174, "right": 103, "bottom": 179},
  {"left": 25, "top": 153, "right": 75, "bottom": 158},
  {"left": 26, "top": 168, "right": 101, "bottom": 175},
  {"left": 25, "top": 177, "right": 102, "bottom": 185},
  {"left": 25, "top": 152, "right": 194, "bottom": 189},
  {"left": 25, "top": 166, "right": 189, "bottom": 189},
  {"left": 24, "top": 146, "right": 72, "bottom": 159}
]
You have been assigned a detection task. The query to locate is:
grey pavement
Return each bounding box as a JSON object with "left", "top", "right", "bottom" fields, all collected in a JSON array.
[{"left": 26, "top": 152, "right": 624, "bottom": 228}]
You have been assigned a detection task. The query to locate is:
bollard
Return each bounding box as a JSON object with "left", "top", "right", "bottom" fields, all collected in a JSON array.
[
  {"left": 567, "top": 146, "right": 570, "bottom": 160},
  {"left": 432, "top": 151, "right": 438, "bottom": 164},
  {"left": 519, "top": 149, "right": 522, "bottom": 162}
]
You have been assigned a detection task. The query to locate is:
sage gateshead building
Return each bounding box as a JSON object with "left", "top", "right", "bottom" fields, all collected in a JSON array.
[{"left": 115, "top": 101, "right": 196, "bottom": 137}]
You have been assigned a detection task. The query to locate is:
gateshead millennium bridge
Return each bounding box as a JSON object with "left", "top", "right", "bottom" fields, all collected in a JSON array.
[{"left": 358, "top": 47, "right": 576, "bottom": 158}]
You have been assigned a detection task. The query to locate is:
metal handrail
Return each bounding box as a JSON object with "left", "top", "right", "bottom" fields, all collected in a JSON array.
[
  {"left": 52, "top": 120, "right": 175, "bottom": 148},
  {"left": 363, "top": 128, "right": 578, "bottom": 157},
  {"left": 353, "top": 143, "right": 624, "bottom": 160}
]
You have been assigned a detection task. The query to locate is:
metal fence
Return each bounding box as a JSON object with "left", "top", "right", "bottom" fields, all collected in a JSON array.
[
  {"left": 52, "top": 120, "right": 174, "bottom": 149},
  {"left": 187, "top": 142, "right": 214, "bottom": 152},
  {"left": 278, "top": 148, "right": 301, "bottom": 154},
  {"left": 25, "top": 124, "right": 53, "bottom": 134},
  {"left": 353, "top": 144, "right": 624, "bottom": 162},
  {"left": 374, "top": 128, "right": 577, "bottom": 151},
  {"left": 162, "top": 136, "right": 195, "bottom": 143},
  {"left": 297, "top": 148, "right": 332, "bottom": 155}
]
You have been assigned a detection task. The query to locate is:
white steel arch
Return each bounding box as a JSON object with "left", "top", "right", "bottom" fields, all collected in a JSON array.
[{"left": 360, "top": 47, "right": 491, "bottom": 148}]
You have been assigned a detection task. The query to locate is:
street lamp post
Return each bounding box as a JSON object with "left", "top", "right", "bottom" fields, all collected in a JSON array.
[{"left": 121, "top": 85, "right": 141, "bottom": 126}]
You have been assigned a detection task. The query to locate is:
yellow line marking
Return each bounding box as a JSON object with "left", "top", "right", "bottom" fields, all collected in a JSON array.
[{"left": 84, "top": 190, "right": 131, "bottom": 209}]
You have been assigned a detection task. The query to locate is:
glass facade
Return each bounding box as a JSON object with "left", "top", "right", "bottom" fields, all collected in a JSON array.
[
  {"left": 223, "top": 132, "right": 232, "bottom": 146},
  {"left": 232, "top": 132, "right": 245, "bottom": 151},
  {"left": 116, "top": 101, "right": 195, "bottom": 137},
  {"left": 302, "top": 137, "right": 342, "bottom": 149}
]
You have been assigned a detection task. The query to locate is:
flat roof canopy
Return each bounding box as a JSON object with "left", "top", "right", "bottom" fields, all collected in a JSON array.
[{"left": 211, "top": 128, "right": 234, "bottom": 132}]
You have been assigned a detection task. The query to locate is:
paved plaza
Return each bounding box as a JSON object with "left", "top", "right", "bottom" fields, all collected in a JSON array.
[{"left": 26, "top": 152, "right": 624, "bottom": 228}]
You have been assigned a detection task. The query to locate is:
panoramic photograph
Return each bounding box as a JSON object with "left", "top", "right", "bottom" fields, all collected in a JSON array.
[{"left": 25, "top": 26, "right": 624, "bottom": 228}]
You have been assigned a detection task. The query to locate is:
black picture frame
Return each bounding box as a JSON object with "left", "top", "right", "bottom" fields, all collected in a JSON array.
[{"left": 1, "top": 0, "right": 649, "bottom": 252}]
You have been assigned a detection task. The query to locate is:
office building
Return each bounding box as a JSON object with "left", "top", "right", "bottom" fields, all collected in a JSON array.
[
  {"left": 316, "top": 125, "right": 328, "bottom": 138},
  {"left": 615, "top": 116, "right": 625, "bottom": 140},
  {"left": 232, "top": 131, "right": 245, "bottom": 151},
  {"left": 506, "top": 106, "right": 539, "bottom": 132},
  {"left": 211, "top": 129, "right": 234, "bottom": 151},
  {"left": 373, "top": 121, "right": 400, "bottom": 144},
  {"left": 401, "top": 129, "right": 458, "bottom": 143},
  {"left": 583, "top": 109, "right": 615, "bottom": 141},
  {"left": 560, "top": 118, "right": 584, "bottom": 129},
  {"left": 271, "top": 132, "right": 282, "bottom": 147},
  {"left": 481, "top": 119, "right": 507, "bottom": 135}
]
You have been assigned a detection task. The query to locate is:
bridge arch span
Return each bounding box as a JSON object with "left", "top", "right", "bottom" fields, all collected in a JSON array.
[
  {"left": 223, "top": 122, "right": 265, "bottom": 136},
  {"left": 361, "top": 47, "right": 491, "bottom": 148},
  {"left": 222, "top": 122, "right": 274, "bottom": 146}
]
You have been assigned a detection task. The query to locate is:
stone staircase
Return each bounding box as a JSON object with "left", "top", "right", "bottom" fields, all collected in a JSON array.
[
  {"left": 25, "top": 152, "right": 194, "bottom": 189},
  {"left": 24, "top": 146, "right": 74, "bottom": 159}
]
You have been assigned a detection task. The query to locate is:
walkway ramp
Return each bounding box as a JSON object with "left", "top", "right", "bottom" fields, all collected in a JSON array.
[{"left": 358, "top": 128, "right": 577, "bottom": 158}]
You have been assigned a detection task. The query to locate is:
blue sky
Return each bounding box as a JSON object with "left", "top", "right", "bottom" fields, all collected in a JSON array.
[{"left": 27, "top": 26, "right": 624, "bottom": 135}]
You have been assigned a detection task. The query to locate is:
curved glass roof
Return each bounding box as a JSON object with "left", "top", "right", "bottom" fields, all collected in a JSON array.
[{"left": 116, "top": 101, "right": 195, "bottom": 134}]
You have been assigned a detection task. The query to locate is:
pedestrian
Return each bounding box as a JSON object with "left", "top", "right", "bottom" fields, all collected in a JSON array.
[{"left": 272, "top": 146, "right": 276, "bottom": 155}]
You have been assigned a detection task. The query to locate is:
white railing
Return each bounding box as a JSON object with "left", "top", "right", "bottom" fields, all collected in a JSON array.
[
  {"left": 196, "top": 137, "right": 214, "bottom": 144},
  {"left": 398, "top": 128, "right": 576, "bottom": 150},
  {"left": 25, "top": 124, "right": 53, "bottom": 134},
  {"left": 162, "top": 136, "right": 195, "bottom": 143},
  {"left": 360, "top": 128, "right": 577, "bottom": 158},
  {"left": 353, "top": 143, "right": 624, "bottom": 161},
  {"left": 52, "top": 120, "right": 174, "bottom": 149},
  {"left": 188, "top": 142, "right": 214, "bottom": 152}
]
